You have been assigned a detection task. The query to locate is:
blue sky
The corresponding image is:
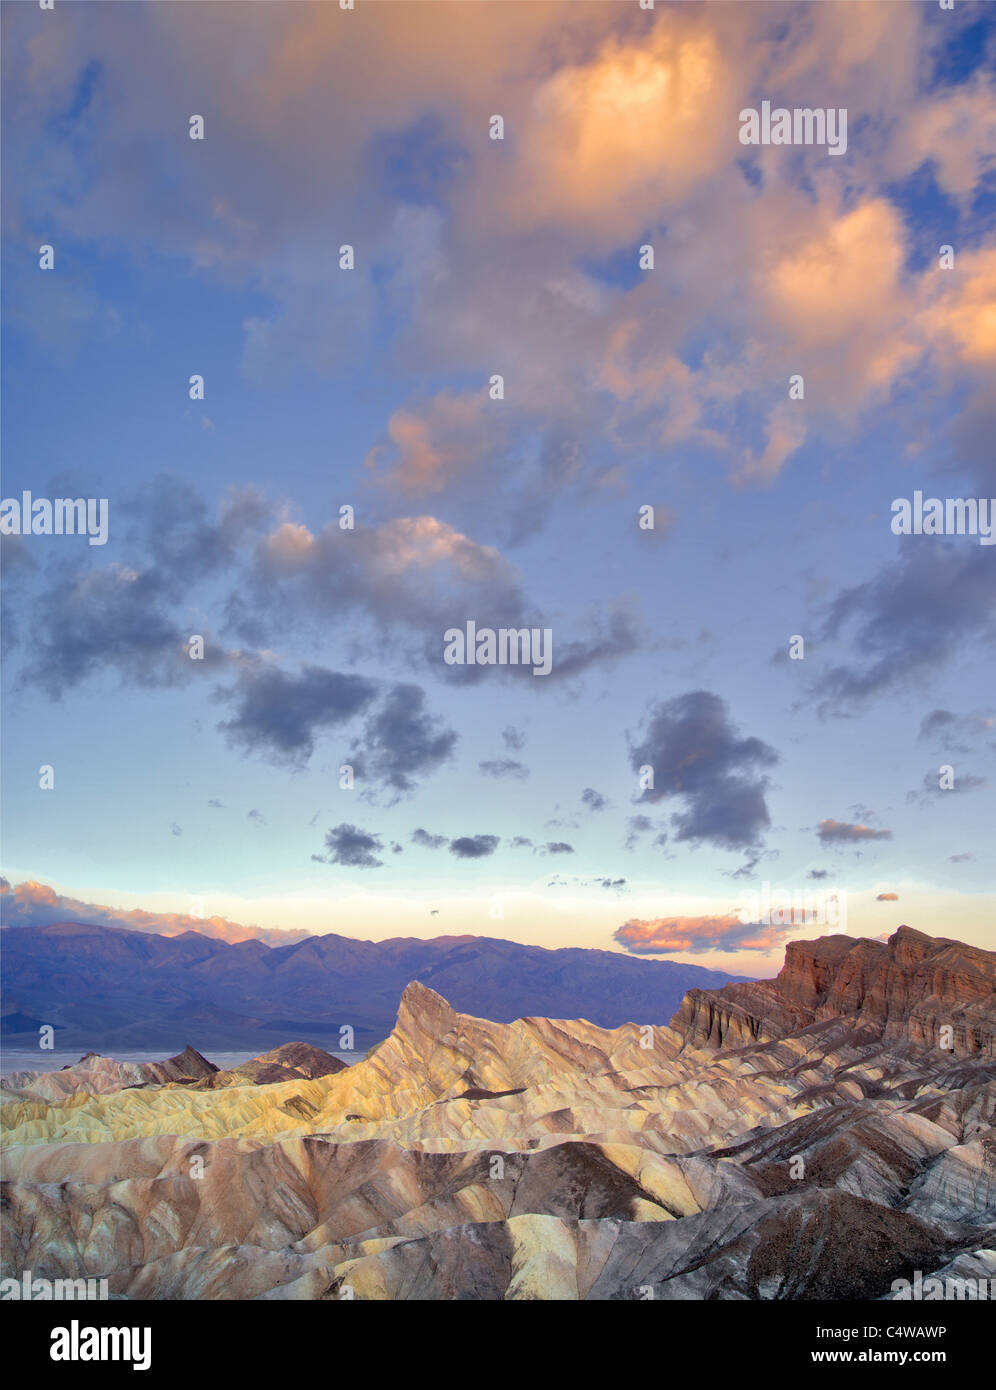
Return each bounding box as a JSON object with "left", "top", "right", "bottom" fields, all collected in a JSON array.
[{"left": 2, "top": 0, "right": 994, "bottom": 975}]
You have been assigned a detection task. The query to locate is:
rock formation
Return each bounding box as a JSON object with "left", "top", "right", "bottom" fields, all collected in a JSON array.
[
  {"left": 2, "top": 927, "right": 993, "bottom": 1300},
  {"left": 673, "top": 926, "right": 996, "bottom": 1059}
]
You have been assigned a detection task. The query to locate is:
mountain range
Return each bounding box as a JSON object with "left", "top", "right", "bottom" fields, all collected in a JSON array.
[
  {"left": 0, "top": 921, "right": 744, "bottom": 1051},
  {"left": 2, "top": 924, "right": 993, "bottom": 1300}
]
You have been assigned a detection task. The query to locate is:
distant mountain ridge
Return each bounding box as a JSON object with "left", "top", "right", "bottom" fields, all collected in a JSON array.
[
  {"left": 1, "top": 921, "right": 747, "bottom": 1052},
  {"left": 4, "top": 926, "right": 992, "bottom": 1301}
]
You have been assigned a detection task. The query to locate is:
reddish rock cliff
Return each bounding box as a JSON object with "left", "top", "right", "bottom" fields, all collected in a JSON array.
[{"left": 672, "top": 926, "right": 995, "bottom": 1059}]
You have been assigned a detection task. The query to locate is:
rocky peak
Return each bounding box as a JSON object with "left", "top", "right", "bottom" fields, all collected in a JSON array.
[{"left": 396, "top": 980, "right": 458, "bottom": 1035}]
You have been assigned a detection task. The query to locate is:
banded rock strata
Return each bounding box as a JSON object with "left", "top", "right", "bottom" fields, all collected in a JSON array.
[{"left": 2, "top": 927, "right": 993, "bottom": 1300}]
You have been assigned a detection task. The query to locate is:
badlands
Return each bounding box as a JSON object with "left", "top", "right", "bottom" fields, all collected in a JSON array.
[{"left": 2, "top": 925, "right": 993, "bottom": 1300}]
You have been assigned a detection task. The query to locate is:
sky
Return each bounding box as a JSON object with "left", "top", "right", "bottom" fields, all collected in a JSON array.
[{"left": 1, "top": 0, "right": 994, "bottom": 979}]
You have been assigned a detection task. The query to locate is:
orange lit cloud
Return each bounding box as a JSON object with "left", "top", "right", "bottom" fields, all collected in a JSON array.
[
  {"left": 614, "top": 914, "right": 786, "bottom": 956},
  {"left": 0, "top": 878, "right": 309, "bottom": 946},
  {"left": 367, "top": 391, "right": 494, "bottom": 496}
]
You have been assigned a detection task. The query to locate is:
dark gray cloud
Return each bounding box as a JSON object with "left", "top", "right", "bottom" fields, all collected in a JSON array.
[
  {"left": 629, "top": 691, "right": 778, "bottom": 851},
  {"left": 123, "top": 476, "right": 268, "bottom": 593},
  {"left": 208, "top": 799, "right": 225, "bottom": 809},
  {"left": 412, "top": 827, "right": 447, "bottom": 849},
  {"left": 17, "top": 479, "right": 265, "bottom": 698},
  {"left": 170, "top": 823, "right": 182, "bottom": 837},
  {"left": 949, "top": 852, "right": 974, "bottom": 863},
  {"left": 313, "top": 823, "right": 385, "bottom": 869},
  {"left": 479, "top": 758, "right": 529, "bottom": 779},
  {"left": 449, "top": 834, "right": 500, "bottom": 859},
  {"left": 22, "top": 564, "right": 215, "bottom": 698},
  {"left": 539, "top": 841, "right": 575, "bottom": 855},
  {"left": 581, "top": 787, "right": 607, "bottom": 812},
  {"left": 218, "top": 663, "right": 455, "bottom": 797},
  {"left": 817, "top": 544, "right": 996, "bottom": 715},
  {"left": 817, "top": 818, "right": 892, "bottom": 844},
  {"left": 807, "top": 868, "right": 831, "bottom": 880},
  {"left": 511, "top": 836, "right": 533, "bottom": 848},
  {"left": 549, "top": 609, "right": 641, "bottom": 682},
  {"left": 219, "top": 663, "right": 379, "bottom": 765},
  {"left": 354, "top": 683, "right": 457, "bottom": 794},
  {"left": 502, "top": 725, "right": 525, "bottom": 751}
]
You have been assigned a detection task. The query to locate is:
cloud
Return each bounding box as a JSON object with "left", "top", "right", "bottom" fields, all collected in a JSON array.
[
  {"left": 241, "top": 513, "right": 639, "bottom": 683},
  {"left": 949, "top": 852, "right": 974, "bottom": 863},
  {"left": 353, "top": 683, "right": 457, "bottom": 795},
  {"left": 581, "top": 787, "right": 607, "bottom": 812},
  {"left": 759, "top": 200, "right": 919, "bottom": 411},
  {"left": 0, "top": 878, "right": 309, "bottom": 945},
  {"left": 624, "top": 814, "right": 654, "bottom": 850},
  {"left": 817, "top": 818, "right": 892, "bottom": 844},
  {"left": 888, "top": 72, "right": 996, "bottom": 204},
  {"left": 215, "top": 659, "right": 457, "bottom": 796},
  {"left": 16, "top": 481, "right": 264, "bottom": 699},
  {"left": 412, "top": 828, "right": 447, "bottom": 849},
  {"left": 479, "top": 758, "right": 529, "bottom": 780},
  {"left": 313, "top": 824, "right": 386, "bottom": 869},
  {"left": 248, "top": 808, "right": 266, "bottom": 825},
  {"left": 7, "top": 0, "right": 990, "bottom": 532},
  {"left": 876, "top": 892, "right": 899, "bottom": 901},
  {"left": 807, "top": 869, "right": 831, "bottom": 880},
  {"left": 817, "top": 544, "right": 996, "bottom": 715},
  {"left": 245, "top": 514, "right": 527, "bottom": 652},
  {"left": 628, "top": 690, "right": 779, "bottom": 851},
  {"left": 367, "top": 389, "right": 496, "bottom": 496},
  {"left": 502, "top": 726, "right": 525, "bottom": 751},
  {"left": 449, "top": 834, "right": 500, "bottom": 859},
  {"left": 548, "top": 609, "right": 642, "bottom": 682},
  {"left": 918, "top": 708, "right": 995, "bottom": 755},
  {"left": 539, "top": 841, "right": 575, "bottom": 855},
  {"left": 614, "top": 914, "right": 784, "bottom": 956},
  {"left": 219, "top": 662, "right": 379, "bottom": 765},
  {"left": 21, "top": 563, "right": 214, "bottom": 699},
  {"left": 907, "top": 769, "right": 988, "bottom": 803}
]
